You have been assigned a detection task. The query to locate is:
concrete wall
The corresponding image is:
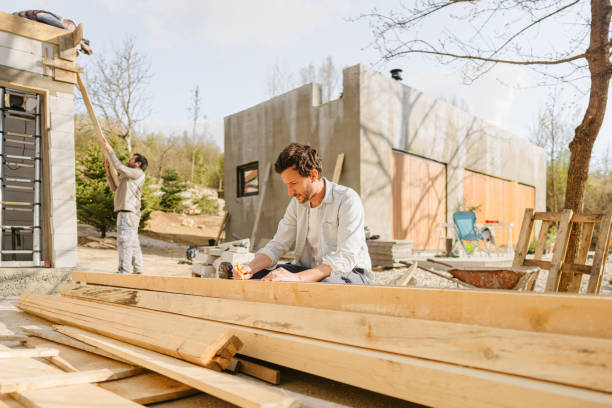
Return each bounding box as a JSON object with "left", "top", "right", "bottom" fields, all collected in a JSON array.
[
  {"left": 0, "top": 32, "right": 77, "bottom": 268},
  {"left": 359, "top": 65, "right": 546, "bottom": 239},
  {"left": 224, "top": 67, "right": 361, "bottom": 245},
  {"left": 224, "top": 64, "right": 546, "bottom": 247}
]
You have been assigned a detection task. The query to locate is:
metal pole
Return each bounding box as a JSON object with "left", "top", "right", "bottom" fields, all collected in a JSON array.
[{"left": 33, "top": 93, "right": 41, "bottom": 266}]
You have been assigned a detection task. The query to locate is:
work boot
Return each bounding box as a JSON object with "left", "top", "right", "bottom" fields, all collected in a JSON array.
[{"left": 218, "top": 262, "right": 234, "bottom": 279}]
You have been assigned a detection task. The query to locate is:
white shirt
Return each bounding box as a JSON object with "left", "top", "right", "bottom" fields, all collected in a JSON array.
[{"left": 307, "top": 205, "right": 321, "bottom": 266}]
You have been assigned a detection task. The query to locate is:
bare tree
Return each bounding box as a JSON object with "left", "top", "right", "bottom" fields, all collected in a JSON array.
[
  {"left": 87, "top": 36, "right": 152, "bottom": 153},
  {"left": 188, "top": 85, "right": 202, "bottom": 183},
  {"left": 529, "top": 89, "right": 576, "bottom": 212},
  {"left": 318, "top": 56, "right": 340, "bottom": 102},
  {"left": 362, "top": 1, "right": 611, "bottom": 292},
  {"left": 266, "top": 62, "right": 296, "bottom": 98}
]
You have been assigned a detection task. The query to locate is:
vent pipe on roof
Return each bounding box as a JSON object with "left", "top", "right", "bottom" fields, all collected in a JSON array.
[{"left": 390, "top": 69, "right": 403, "bottom": 81}]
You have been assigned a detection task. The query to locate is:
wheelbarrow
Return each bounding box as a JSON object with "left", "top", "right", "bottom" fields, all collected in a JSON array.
[{"left": 419, "top": 259, "right": 540, "bottom": 291}]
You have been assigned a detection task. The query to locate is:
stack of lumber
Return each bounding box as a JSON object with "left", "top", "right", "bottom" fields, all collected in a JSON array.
[
  {"left": 366, "top": 239, "right": 413, "bottom": 267},
  {"left": 192, "top": 238, "right": 254, "bottom": 278},
  {"left": 15, "top": 272, "right": 612, "bottom": 407}
]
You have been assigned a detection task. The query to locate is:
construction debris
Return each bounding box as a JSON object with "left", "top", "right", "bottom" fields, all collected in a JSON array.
[
  {"left": 366, "top": 239, "right": 413, "bottom": 267},
  {"left": 191, "top": 238, "right": 254, "bottom": 278}
]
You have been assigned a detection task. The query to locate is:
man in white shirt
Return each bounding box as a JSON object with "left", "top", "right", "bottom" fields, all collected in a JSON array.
[{"left": 232, "top": 143, "right": 372, "bottom": 284}]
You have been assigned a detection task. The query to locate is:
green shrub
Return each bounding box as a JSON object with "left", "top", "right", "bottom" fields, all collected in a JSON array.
[{"left": 196, "top": 194, "right": 218, "bottom": 215}]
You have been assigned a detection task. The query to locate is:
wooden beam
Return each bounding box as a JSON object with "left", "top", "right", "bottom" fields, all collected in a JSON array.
[
  {"left": 512, "top": 208, "right": 535, "bottom": 267},
  {"left": 54, "top": 325, "right": 612, "bottom": 408},
  {"left": 0, "top": 12, "right": 68, "bottom": 44},
  {"left": 332, "top": 153, "right": 344, "bottom": 184},
  {"left": 99, "top": 372, "right": 200, "bottom": 405},
  {"left": 0, "top": 349, "right": 57, "bottom": 359},
  {"left": 0, "top": 367, "right": 141, "bottom": 394},
  {"left": 0, "top": 335, "right": 27, "bottom": 343},
  {"left": 250, "top": 162, "right": 271, "bottom": 251},
  {"left": 56, "top": 326, "right": 298, "bottom": 408},
  {"left": 57, "top": 284, "right": 612, "bottom": 393},
  {"left": 545, "top": 210, "right": 574, "bottom": 291},
  {"left": 42, "top": 58, "right": 82, "bottom": 73},
  {"left": 76, "top": 72, "right": 120, "bottom": 186},
  {"left": 18, "top": 295, "right": 239, "bottom": 371},
  {"left": 235, "top": 357, "right": 280, "bottom": 385},
  {"left": 20, "top": 325, "right": 131, "bottom": 364},
  {"left": 69, "top": 272, "right": 612, "bottom": 339}
]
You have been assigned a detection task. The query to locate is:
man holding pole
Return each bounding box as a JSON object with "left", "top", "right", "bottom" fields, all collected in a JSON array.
[{"left": 103, "top": 140, "right": 148, "bottom": 274}]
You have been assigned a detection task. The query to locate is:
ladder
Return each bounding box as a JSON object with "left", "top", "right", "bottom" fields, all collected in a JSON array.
[{"left": 0, "top": 87, "right": 42, "bottom": 266}]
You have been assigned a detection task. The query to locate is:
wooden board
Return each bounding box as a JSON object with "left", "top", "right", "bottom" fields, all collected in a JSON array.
[
  {"left": 12, "top": 383, "right": 143, "bottom": 408},
  {"left": 59, "top": 283, "right": 612, "bottom": 392},
  {"left": 0, "top": 12, "right": 67, "bottom": 45},
  {"left": 0, "top": 368, "right": 140, "bottom": 394},
  {"left": 18, "top": 295, "right": 228, "bottom": 370},
  {"left": 392, "top": 151, "right": 446, "bottom": 249},
  {"left": 100, "top": 372, "right": 200, "bottom": 405},
  {"left": 0, "top": 344, "right": 142, "bottom": 408},
  {"left": 24, "top": 331, "right": 198, "bottom": 405},
  {"left": 25, "top": 337, "right": 139, "bottom": 373},
  {"left": 20, "top": 325, "right": 132, "bottom": 364},
  {"left": 54, "top": 325, "right": 612, "bottom": 408},
  {"left": 56, "top": 326, "right": 298, "bottom": 408},
  {"left": 236, "top": 357, "right": 280, "bottom": 385},
  {"left": 70, "top": 272, "right": 612, "bottom": 339}
]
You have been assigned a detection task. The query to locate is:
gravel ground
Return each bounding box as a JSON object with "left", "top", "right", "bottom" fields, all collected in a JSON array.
[{"left": 372, "top": 256, "right": 612, "bottom": 296}]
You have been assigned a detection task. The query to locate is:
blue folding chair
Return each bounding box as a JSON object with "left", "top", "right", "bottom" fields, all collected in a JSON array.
[{"left": 452, "top": 211, "right": 491, "bottom": 257}]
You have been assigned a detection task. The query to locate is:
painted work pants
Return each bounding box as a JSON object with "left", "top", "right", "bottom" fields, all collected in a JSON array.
[{"left": 117, "top": 211, "right": 143, "bottom": 274}]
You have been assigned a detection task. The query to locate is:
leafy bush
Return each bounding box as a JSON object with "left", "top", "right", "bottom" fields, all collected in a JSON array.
[
  {"left": 159, "top": 168, "right": 186, "bottom": 212},
  {"left": 196, "top": 194, "right": 218, "bottom": 215}
]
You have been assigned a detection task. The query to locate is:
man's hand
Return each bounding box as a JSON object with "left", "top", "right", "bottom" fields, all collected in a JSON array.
[
  {"left": 232, "top": 263, "right": 254, "bottom": 280},
  {"left": 103, "top": 139, "right": 113, "bottom": 153},
  {"left": 261, "top": 267, "right": 301, "bottom": 282}
]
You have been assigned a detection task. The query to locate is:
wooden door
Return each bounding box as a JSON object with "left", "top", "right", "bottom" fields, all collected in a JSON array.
[
  {"left": 392, "top": 151, "right": 446, "bottom": 250},
  {"left": 462, "top": 170, "right": 535, "bottom": 247}
]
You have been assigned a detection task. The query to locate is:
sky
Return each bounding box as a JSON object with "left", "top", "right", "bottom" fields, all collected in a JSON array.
[{"left": 5, "top": 0, "right": 611, "bottom": 166}]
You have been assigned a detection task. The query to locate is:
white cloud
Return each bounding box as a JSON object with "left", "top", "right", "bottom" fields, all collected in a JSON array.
[{"left": 99, "top": 0, "right": 352, "bottom": 49}]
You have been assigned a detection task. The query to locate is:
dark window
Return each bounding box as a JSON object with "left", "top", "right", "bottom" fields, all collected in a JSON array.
[{"left": 237, "top": 162, "right": 259, "bottom": 197}]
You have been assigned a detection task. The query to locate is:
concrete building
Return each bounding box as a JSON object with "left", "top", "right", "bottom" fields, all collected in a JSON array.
[
  {"left": 224, "top": 64, "right": 546, "bottom": 251},
  {"left": 0, "top": 12, "right": 80, "bottom": 292}
]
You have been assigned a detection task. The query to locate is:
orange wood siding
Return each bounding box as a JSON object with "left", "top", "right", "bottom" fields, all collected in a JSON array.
[
  {"left": 462, "top": 170, "right": 535, "bottom": 247},
  {"left": 392, "top": 152, "right": 446, "bottom": 250}
]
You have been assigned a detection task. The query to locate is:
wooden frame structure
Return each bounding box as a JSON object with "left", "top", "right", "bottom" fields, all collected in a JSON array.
[{"left": 513, "top": 208, "right": 612, "bottom": 293}]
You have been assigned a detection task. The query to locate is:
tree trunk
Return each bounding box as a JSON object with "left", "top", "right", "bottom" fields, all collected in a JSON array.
[{"left": 558, "top": 0, "right": 612, "bottom": 292}]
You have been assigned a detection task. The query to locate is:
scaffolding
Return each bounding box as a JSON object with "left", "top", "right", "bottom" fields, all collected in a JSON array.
[{"left": 0, "top": 87, "right": 42, "bottom": 266}]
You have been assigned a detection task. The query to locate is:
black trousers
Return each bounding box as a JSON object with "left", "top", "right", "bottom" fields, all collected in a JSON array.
[{"left": 252, "top": 263, "right": 369, "bottom": 285}]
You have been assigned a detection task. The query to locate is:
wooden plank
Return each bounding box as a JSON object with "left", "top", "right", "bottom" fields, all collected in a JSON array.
[
  {"left": 11, "top": 383, "right": 143, "bottom": 408},
  {"left": 76, "top": 72, "right": 120, "bottom": 186},
  {"left": 99, "top": 372, "right": 200, "bottom": 405},
  {"left": 18, "top": 297, "right": 239, "bottom": 371},
  {"left": 55, "top": 324, "right": 612, "bottom": 408},
  {"left": 57, "top": 284, "right": 612, "bottom": 393},
  {"left": 52, "top": 68, "right": 76, "bottom": 84},
  {"left": 56, "top": 326, "right": 298, "bottom": 408},
  {"left": 20, "top": 325, "right": 132, "bottom": 364},
  {"left": 331, "top": 153, "right": 344, "bottom": 184},
  {"left": 534, "top": 221, "right": 550, "bottom": 259},
  {"left": 0, "top": 335, "right": 27, "bottom": 342},
  {"left": 42, "top": 58, "right": 82, "bottom": 73},
  {"left": 587, "top": 213, "right": 612, "bottom": 293},
  {"left": 578, "top": 222, "right": 596, "bottom": 263},
  {"left": 545, "top": 209, "right": 574, "bottom": 292},
  {"left": 572, "top": 214, "right": 605, "bottom": 223},
  {"left": 512, "top": 208, "right": 535, "bottom": 267},
  {"left": 24, "top": 337, "right": 139, "bottom": 373},
  {"left": 533, "top": 212, "right": 563, "bottom": 222},
  {"left": 70, "top": 271, "right": 612, "bottom": 339},
  {"left": 0, "top": 12, "right": 67, "bottom": 45},
  {"left": 0, "top": 349, "right": 57, "bottom": 359},
  {"left": 250, "top": 162, "right": 271, "bottom": 251},
  {"left": 236, "top": 357, "right": 280, "bottom": 385},
  {"left": 0, "top": 344, "right": 142, "bottom": 408},
  {"left": 0, "top": 368, "right": 141, "bottom": 394},
  {"left": 23, "top": 331, "right": 197, "bottom": 404}
]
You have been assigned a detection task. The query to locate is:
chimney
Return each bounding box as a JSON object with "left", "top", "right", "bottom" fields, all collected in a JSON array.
[{"left": 390, "top": 69, "right": 403, "bottom": 81}]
